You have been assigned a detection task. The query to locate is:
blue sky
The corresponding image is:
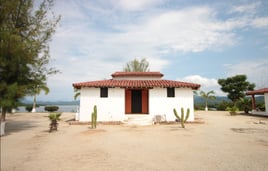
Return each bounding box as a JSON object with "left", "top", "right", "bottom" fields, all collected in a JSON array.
[{"left": 32, "top": 0, "right": 268, "bottom": 101}]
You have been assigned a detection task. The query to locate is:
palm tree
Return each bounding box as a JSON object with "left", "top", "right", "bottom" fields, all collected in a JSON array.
[
  {"left": 31, "top": 84, "right": 49, "bottom": 112},
  {"left": 74, "top": 88, "right": 80, "bottom": 100},
  {"left": 48, "top": 113, "right": 61, "bottom": 132},
  {"left": 238, "top": 97, "right": 252, "bottom": 114},
  {"left": 123, "top": 58, "right": 149, "bottom": 72},
  {"left": 200, "top": 90, "right": 216, "bottom": 111}
]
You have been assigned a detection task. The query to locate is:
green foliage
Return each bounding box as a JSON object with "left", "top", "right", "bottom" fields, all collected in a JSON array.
[
  {"left": 123, "top": 58, "right": 150, "bottom": 72},
  {"left": 226, "top": 106, "right": 239, "bottom": 115},
  {"left": 91, "top": 105, "right": 97, "bottom": 129},
  {"left": 45, "top": 106, "right": 59, "bottom": 112},
  {"left": 194, "top": 104, "right": 205, "bottom": 110},
  {"left": 218, "top": 75, "right": 255, "bottom": 104},
  {"left": 237, "top": 97, "right": 252, "bottom": 114},
  {"left": 215, "top": 101, "right": 233, "bottom": 111},
  {"left": 0, "top": 0, "right": 60, "bottom": 121},
  {"left": 173, "top": 107, "right": 190, "bottom": 128},
  {"left": 48, "top": 113, "right": 61, "bottom": 121},
  {"left": 48, "top": 113, "right": 61, "bottom": 132},
  {"left": 25, "top": 106, "right": 33, "bottom": 112},
  {"left": 0, "top": 83, "right": 21, "bottom": 117},
  {"left": 257, "top": 103, "right": 265, "bottom": 111},
  {"left": 74, "top": 88, "right": 80, "bottom": 100}
]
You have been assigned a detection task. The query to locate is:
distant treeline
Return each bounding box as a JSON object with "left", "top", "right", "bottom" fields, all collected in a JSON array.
[
  {"left": 194, "top": 96, "right": 264, "bottom": 111},
  {"left": 19, "top": 100, "right": 80, "bottom": 106}
]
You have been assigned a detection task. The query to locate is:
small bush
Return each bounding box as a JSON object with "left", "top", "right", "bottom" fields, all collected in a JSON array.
[
  {"left": 25, "top": 106, "right": 33, "bottom": 112},
  {"left": 226, "top": 106, "right": 239, "bottom": 115},
  {"left": 48, "top": 113, "right": 61, "bottom": 121},
  {"left": 45, "top": 106, "right": 59, "bottom": 112}
]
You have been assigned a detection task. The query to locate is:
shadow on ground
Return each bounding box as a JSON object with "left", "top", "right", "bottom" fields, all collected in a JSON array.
[{"left": 4, "top": 120, "right": 38, "bottom": 135}]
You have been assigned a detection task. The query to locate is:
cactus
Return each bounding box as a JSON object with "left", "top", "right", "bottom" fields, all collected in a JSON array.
[
  {"left": 173, "top": 107, "right": 190, "bottom": 128},
  {"left": 91, "top": 105, "right": 97, "bottom": 128}
]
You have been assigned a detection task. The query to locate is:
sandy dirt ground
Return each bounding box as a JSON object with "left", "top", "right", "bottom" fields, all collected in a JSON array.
[{"left": 1, "top": 111, "right": 268, "bottom": 171}]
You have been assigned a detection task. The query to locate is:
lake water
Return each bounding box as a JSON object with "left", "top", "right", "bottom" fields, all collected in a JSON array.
[{"left": 17, "top": 105, "right": 79, "bottom": 113}]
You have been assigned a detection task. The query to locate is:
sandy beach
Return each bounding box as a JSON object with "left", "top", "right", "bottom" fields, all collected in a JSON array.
[{"left": 1, "top": 111, "right": 268, "bottom": 171}]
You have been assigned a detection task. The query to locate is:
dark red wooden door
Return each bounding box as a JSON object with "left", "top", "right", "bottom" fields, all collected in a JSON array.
[
  {"left": 125, "top": 89, "right": 149, "bottom": 114},
  {"left": 125, "top": 89, "right": 131, "bottom": 114},
  {"left": 142, "top": 89, "right": 148, "bottom": 114}
]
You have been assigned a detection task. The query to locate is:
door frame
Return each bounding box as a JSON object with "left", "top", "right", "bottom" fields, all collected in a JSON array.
[{"left": 125, "top": 88, "right": 149, "bottom": 114}]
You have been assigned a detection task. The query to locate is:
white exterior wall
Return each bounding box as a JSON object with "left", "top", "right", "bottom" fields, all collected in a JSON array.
[
  {"left": 79, "top": 87, "right": 195, "bottom": 122},
  {"left": 265, "top": 93, "right": 268, "bottom": 112},
  {"left": 79, "top": 87, "right": 125, "bottom": 121},
  {"left": 149, "top": 88, "right": 194, "bottom": 121}
]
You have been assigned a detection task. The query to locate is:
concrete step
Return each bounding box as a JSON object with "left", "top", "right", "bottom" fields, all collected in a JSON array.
[{"left": 123, "top": 115, "right": 153, "bottom": 126}]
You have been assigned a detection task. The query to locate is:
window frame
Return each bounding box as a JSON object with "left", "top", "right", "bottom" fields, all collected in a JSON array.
[
  {"left": 100, "top": 87, "right": 108, "bottom": 98},
  {"left": 167, "top": 87, "right": 175, "bottom": 97}
]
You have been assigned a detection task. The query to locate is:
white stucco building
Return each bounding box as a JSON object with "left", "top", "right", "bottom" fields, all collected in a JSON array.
[
  {"left": 73, "top": 72, "right": 200, "bottom": 124},
  {"left": 246, "top": 87, "right": 268, "bottom": 116}
]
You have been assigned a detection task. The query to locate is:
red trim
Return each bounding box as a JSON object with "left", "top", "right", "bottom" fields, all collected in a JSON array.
[
  {"left": 125, "top": 89, "right": 149, "bottom": 114},
  {"left": 246, "top": 88, "right": 268, "bottom": 95},
  {"left": 125, "top": 89, "right": 131, "bottom": 114},
  {"left": 141, "top": 89, "right": 149, "bottom": 114}
]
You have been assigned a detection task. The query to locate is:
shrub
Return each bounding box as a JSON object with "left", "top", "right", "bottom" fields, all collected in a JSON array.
[
  {"left": 237, "top": 97, "right": 252, "bottom": 114},
  {"left": 215, "top": 101, "right": 233, "bottom": 111},
  {"left": 25, "top": 106, "right": 33, "bottom": 112},
  {"left": 257, "top": 103, "right": 265, "bottom": 111},
  {"left": 194, "top": 104, "right": 205, "bottom": 110},
  {"left": 226, "top": 106, "right": 239, "bottom": 115},
  {"left": 45, "top": 106, "right": 59, "bottom": 112},
  {"left": 48, "top": 113, "right": 61, "bottom": 121},
  {"left": 48, "top": 113, "right": 61, "bottom": 132}
]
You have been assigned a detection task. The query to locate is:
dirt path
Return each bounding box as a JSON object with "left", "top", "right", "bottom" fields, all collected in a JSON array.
[{"left": 1, "top": 111, "right": 268, "bottom": 171}]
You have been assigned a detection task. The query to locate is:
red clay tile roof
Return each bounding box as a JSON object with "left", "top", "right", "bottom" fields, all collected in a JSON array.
[
  {"left": 111, "top": 72, "right": 164, "bottom": 78},
  {"left": 73, "top": 79, "right": 200, "bottom": 90},
  {"left": 246, "top": 88, "right": 268, "bottom": 95}
]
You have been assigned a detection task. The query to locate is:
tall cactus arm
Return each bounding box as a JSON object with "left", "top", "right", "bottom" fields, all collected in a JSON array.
[
  {"left": 94, "top": 105, "right": 97, "bottom": 123},
  {"left": 185, "top": 108, "right": 190, "bottom": 121},
  {"left": 181, "top": 108, "right": 185, "bottom": 128},
  {"left": 91, "top": 112, "right": 94, "bottom": 128},
  {"left": 94, "top": 105, "right": 97, "bottom": 114},
  {"left": 173, "top": 108, "right": 181, "bottom": 120}
]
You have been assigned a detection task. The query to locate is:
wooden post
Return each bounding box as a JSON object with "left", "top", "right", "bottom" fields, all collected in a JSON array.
[{"left": 251, "top": 95, "right": 256, "bottom": 111}]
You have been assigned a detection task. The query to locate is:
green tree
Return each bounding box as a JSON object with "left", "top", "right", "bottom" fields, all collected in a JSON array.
[
  {"left": 199, "top": 90, "right": 216, "bottom": 111},
  {"left": 218, "top": 75, "right": 255, "bottom": 105},
  {"left": 123, "top": 58, "right": 150, "bottom": 72},
  {"left": 0, "top": 0, "right": 60, "bottom": 121}
]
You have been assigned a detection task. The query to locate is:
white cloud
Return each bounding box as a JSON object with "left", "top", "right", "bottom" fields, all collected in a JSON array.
[
  {"left": 230, "top": 2, "right": 260, "bottom": 14},
  {"left": 224, "top": 59, "right": 268, "bottom": 89},
  {"left": 115, "top": 0, "right": 163, "bottom": 11},
  {"left": 251, "top": 17, "right": 268, "bottom": 28},
  {"left": 111, "top": 6, "right": 244, "bottom": 54},
  {"left": 178, "top": 75, "right": 225, "bottom": 96}
]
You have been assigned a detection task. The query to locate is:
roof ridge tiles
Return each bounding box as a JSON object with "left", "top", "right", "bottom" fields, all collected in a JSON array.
[
  {"left": 111, "top": 71, "right": 164, "bottom": 78},
  {"left": 73, "top": 79, "right": 200, "bottom": 90}
]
